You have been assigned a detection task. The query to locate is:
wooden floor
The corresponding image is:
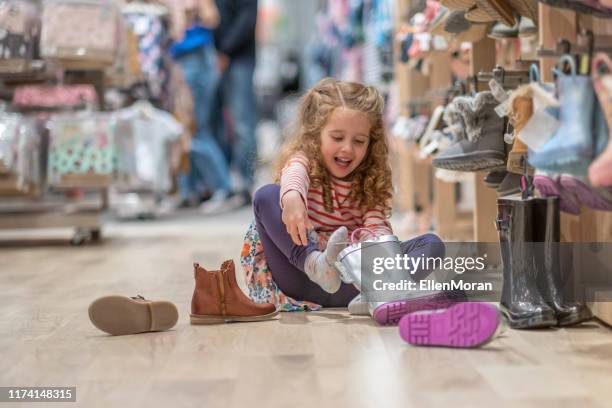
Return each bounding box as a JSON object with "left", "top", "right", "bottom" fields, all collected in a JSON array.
[{"left": 1, "top": 208, "right": 611, "bottom": 408}]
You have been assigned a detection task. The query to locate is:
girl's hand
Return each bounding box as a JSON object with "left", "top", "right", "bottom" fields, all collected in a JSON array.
[{"left": 281, "top": 190, "right": 314, "bottom": 246}]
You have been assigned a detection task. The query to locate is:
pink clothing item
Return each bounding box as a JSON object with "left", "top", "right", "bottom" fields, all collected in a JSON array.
[
  {"left": 279, "top": 153, "right": 393, "bottom": 238},
  {"left": 12, "top": 84, "right": 97, "bottom": 108}
]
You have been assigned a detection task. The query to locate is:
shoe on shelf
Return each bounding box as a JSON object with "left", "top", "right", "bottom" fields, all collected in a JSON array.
[
  {"left": 528, "top": 56, "right": 597, "bottom": 176},
  {"left": 497, "top": 172, "right": 522, "bottom": 196},
  {"left": 444, "top": 9, "right": 472, "bottom": 34},
  {"left": 432, "top": 92, "right": 506, "bottom": 172},
  {"left": 398, "top": 302, "right": 502, "bottom": 348},
  {"left": 88, "top": 295, "right": 178, "bottom": 336},
  {"left": 518, "top": 17, "right": 537, "bottom": 37},
  {"left": 190, "top": 260, "right": 279, "bottom": 324},
  {"left": 484, "top": 170, "right": 507, "bottom": 189},
  {"left": 507, "top": 87, "right": 535, "bottom": 175},
  {"left": 488, "top": 20, "right": 519, "bottom": 40}
]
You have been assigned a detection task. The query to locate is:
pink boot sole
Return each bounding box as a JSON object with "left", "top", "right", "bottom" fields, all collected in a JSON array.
[
  {"left": 372, "top": 291, "right": 467, "bottom": 326},
  {"left": 398, "top": 302, "right": 500, "bottom": 348}
]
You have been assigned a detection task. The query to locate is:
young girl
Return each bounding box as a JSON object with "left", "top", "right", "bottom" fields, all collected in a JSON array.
[{"left": 241, "top": 78, "right": 446, "bottom": 313}]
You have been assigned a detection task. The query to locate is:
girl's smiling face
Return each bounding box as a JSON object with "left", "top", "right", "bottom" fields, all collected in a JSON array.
[{"left": 320, "top": 107, "right": 371, "bottom": 179}]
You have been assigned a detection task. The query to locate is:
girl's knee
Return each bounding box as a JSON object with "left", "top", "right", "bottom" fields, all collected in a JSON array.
[
  {"left": 253, "top": 184, "right": 280, "bottom": 211},
  {"left": 421, "top": 233, "right": 445, "bottom": 258},
  {"left": 422, "top": 233, "right": 443, "bottom": 245}
]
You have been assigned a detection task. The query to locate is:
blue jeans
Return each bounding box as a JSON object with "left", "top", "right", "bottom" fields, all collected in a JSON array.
[
  {"left": 221, "top": 58, "right": 257, "bottom": 190},
  {"left": 177, "top": 46, "right": 231, "bottom": 198}
]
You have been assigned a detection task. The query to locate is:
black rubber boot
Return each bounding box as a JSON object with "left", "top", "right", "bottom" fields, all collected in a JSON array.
[
  {"left": 532, "top": 197, "right": 592, "bottom": 326},
  {"left": 496, "top": 197, "right": 557, "bottom": 329}
]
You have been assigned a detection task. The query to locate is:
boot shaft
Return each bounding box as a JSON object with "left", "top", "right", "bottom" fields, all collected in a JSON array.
[
  {"left": 191, "top": 260, "right": 277, "bottom": 318},
  {"left": 496, "top": 197, "right": 558, "bottom": 327},
  {"left": 192, "top": 263, "right": 223, "bottom": 316},
  {"left": 454, "top": 91, "right": 505, "bottom": 144}
]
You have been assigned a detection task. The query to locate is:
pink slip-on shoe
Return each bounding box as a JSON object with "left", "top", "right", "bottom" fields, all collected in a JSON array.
[
  {"left": 371, "top": 290, "right": 467, "bottom": 326},
  {"left": 398, "top": 302, "right": 501, "bottom": 348}
]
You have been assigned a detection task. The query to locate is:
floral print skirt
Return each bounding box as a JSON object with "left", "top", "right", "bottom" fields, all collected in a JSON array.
[{"left": 240, "top": 221, "right": 322, "bottom": 312}]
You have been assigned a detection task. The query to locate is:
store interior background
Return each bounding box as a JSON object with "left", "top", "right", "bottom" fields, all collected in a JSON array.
[{"left": 1, "top": 0, "right": 612, "bottom": 406}]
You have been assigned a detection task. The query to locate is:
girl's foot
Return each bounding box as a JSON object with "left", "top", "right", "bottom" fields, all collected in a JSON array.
[{"left": 304, "top": 227, "right": 348, "bottom": 293}]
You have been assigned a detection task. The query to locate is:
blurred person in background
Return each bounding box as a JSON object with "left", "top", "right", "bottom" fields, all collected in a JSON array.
[
  {"left": 171, "top": 0, "right": 243, "bottom": 213},
  {"left": 214, "top": 0, "right": 258, "bottom": 206}
]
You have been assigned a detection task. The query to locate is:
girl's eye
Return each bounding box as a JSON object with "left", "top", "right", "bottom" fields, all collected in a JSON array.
[
  {"left": 332, "top": 136, "right": 343, "bottom": 142},
  {"left": 355, "top": 140, "right": 366, "bottom": 145}
]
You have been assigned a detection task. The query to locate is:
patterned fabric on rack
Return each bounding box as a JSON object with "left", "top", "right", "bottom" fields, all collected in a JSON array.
[
  {"left": 46, "top": 113, "right": 116, "bottom": 186},
  {"left": 240, "top": 221, "right": 322, "bottom": 312},
  {"left": 123, "top": 11, "right": 167, "bottom": 100},
  {"left": 40, "top": 0, "right": 120, "bottom": 67}
]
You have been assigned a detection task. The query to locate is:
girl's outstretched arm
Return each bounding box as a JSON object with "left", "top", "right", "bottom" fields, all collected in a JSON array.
[{"left": 279, "top": 153, "right": 313, "bottom": 246}]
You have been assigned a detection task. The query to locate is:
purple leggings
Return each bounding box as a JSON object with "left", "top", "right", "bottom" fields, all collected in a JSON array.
[{"left": 253, "top": 184, "right": 445, "bottom": 307}]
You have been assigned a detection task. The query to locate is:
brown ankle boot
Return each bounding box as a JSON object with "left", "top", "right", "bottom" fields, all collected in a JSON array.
[
  {"left": 190, "top": 260, "right": 278, "bottom": 324},
  {"left": 507, "top": 94, "right": 535, "bottom": 175}
]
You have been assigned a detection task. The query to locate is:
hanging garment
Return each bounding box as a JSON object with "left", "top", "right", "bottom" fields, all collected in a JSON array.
[
  {"left": 46, "top": 112, "right": 116, "bottom": 187},
  {"left": 114, "top": 101, "right": 182, "bottom": 193},
  {"left": 123, "top": 8, "right": 169, "bottom": 101},
  {"left": 40, "top": 0, "right": 120, "bottom": 68},
  {"left": 0, "top": 113, "right": 40, "bottom": 194},
  {"left": 0, "top": 0, "right": 41, "bottom": 73}
]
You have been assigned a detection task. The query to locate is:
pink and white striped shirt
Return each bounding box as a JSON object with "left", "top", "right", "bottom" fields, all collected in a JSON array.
[{"left": 279, "top": 153, "right": 393, "bottom": 239}]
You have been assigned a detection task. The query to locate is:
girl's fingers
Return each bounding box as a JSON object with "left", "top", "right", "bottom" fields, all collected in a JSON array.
[
  {"left": 289, "top": 225, "right": 301, "bottom": 246},
  {"left": 305, "top": 218, "right": 314, "bottom": 231},
  {"left": 297, "top": 223, "right": 308, "bottom": 246}
]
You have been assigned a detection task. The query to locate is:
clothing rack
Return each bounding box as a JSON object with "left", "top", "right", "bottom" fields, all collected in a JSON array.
[{"left": 0, "top": 69, "right": 109, "bottom": 245}]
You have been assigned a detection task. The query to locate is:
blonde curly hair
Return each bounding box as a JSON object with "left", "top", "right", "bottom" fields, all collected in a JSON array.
[{"left": 274, "top": 77, "right": 393, "bottom": 216}]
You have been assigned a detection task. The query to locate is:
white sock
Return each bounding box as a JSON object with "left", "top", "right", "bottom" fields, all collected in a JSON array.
[{"left": 304, "top": 226, "right": 348, "bottom": 293}]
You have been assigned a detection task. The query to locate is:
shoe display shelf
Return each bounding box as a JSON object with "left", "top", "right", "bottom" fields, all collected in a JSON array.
[
  {"left": 392, "top": 0, "right": 612, "bottom": 324},
  {"left": 539, "top": 5, "right": 612, "bottom": 325}
]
